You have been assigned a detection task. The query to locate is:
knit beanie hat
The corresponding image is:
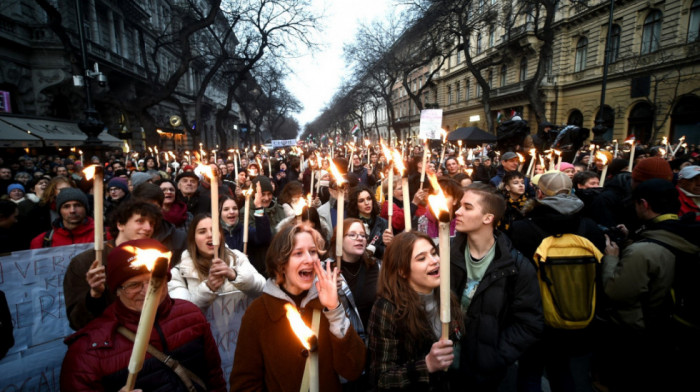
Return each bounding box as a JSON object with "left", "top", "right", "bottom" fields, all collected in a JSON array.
[
  {"left": 107, "top": 238, "right": 171, "bottom": 294},
  {"left": 538, "top": 171, "right": 573, "bottom": 196},
  {"left": 253, "top": 175, "right": 274, "bottom": 193},
  {"left": 557, "top": 162, "right": 575, "bottom": 172},
  {"left": 7, "top": 183, "right": 25, "bottom": 194},
  {"left": 108, "top": 177, "right": 129, "bottom": 193},
  {"left": 631, "top": 157, "right": 673, "bottom": 183},
  {"left": 130, "top": 172, "right": 153, "bottom": 188},
  {"left": 56, "top": 188, "right": 89, "bottom": 212}
]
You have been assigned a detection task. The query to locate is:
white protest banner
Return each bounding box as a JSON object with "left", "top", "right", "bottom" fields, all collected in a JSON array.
[
  {"left": 419, "top": 109, "right": 443, "bottom": 140},
  {"left": 0, "top": 243, "right": 92, "bottom": 391},
  {"left": 271, "top": 139, "right": 298, "bottom": 147}
]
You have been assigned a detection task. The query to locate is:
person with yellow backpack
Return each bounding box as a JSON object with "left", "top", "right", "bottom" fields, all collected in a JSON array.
[{"left": 509, "top": 171, "right": 606, "bottom": 392}]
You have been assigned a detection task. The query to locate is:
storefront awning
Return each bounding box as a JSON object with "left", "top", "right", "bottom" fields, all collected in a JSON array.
[{"left": 0, "top": 115, "right": 122, "bottom": 148}]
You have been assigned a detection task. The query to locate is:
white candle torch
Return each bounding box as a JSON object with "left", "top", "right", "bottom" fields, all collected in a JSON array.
[
  {"left": 285, "top": 304, "right": 319, "bottom": 392},
  {"left": 393, "top": 149, "right": 410, "bottom": 232},
  {"left": 83, "top": 165, "right": 104, "bottom": 264},
  {"left": 627, "top": 139, "right": 636, "bottom": 172},
  {"left": 242, "top": 187, "right": 253, "bottom": 254},
  {"left": 526, "top": 148, "right": 536, "bottom": 178},
  {"left": 381, "top": 143, "right": 394, "bottom": 222},
  {"left": 426, "top": 172, "right": 451, "bottom": 340},
  {"left": 420, "top": 139, "right": 429, "bottom": 189},
  {"left": 672, "top": 135, "right": 685, "bottom": 156},
  {"left": 154, "top": 147, "right": 160, "bottom": 167},
  {"left": 199, "top": 143, "right": 204, "bottom": 162},
  {"left": 662, "top": 137, "right": 669, "bottom": 158},
  {"left": 613, "top": 140, "right": 618, "bottom": 158},
  {"left": 364, "top": 139, "right": 371, "bottom": 166},
  {"left": 588, "top": 144, "right": 596, "bottom": 170},
  {"left": 328, "top": 159, "right": 346, "bottom": 269},
  {"left": 517, "top": 153, "right": 525, "bottom": 172},
  {"left": 554, "top": 149, "right": 562, "bottom": 169},
  {"left": 596, "top": 151, "right": 609, "bottom": 187},
  {"left": 79, "top": 150, "right": 84, "bottom": 166},
  {"left": 200, "top": 164, "right": 220, "bottom": 256},
  {"left": 123, "top": 247, "right": 172, "bottom": 391},
  {"left": 439, "top": 129, "right": 447, "bottom": 169}
]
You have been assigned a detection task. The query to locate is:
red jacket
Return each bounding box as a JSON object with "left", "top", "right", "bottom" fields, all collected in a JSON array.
[
  {"left": 60, "top": 296, "right": 226, "bottom": 391},
  {"left": 30, "top": 217, "right": 96, "bottom": 249},
  {"left": 678, "top": 186, "right": 700, "bottom": 221}
]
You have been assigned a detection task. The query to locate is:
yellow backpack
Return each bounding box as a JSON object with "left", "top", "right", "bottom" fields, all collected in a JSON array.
[{"left": 534, "top": 233, "right": 603, "bottom": 329}]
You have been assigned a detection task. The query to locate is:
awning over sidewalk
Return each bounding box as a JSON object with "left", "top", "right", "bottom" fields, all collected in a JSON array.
[{"left": 0, "top": 115, "right": 122, "bottom": 148}]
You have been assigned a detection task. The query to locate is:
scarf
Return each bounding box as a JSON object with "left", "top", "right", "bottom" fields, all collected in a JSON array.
[{"left": 163, "top": 199, "right": 189, "bottom": 226}]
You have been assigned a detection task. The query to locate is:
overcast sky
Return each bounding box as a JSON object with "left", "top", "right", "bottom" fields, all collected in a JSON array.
[{"left": 285, "top": 0, "right": 397, "bottom": 131}]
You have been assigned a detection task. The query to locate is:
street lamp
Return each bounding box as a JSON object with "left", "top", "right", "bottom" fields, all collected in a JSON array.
[
  {"left": 75, "top": 0, "right": 105, "bottom": 148},
  {"left": 592, "top": 0, "right": 616, "bottom": 144}
]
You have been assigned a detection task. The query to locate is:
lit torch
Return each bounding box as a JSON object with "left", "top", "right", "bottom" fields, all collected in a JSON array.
[
  {"left": 328, "top": 158, "right": 346, "bottom": 269},
  {"left": 517, "top": 153, "right": 525, "bottom": 173},
  {"left": 242, "top": 187, "right": 254, "bottom": 254},
  {"left": 626, "top": 138, "right": 636, "bottom": 172},
  {"left": 381, "top": 143, "right": 395, "bottom": 223},
  {"left": 554, "top": 149, "right": 562, "bottom": 169},
  {"left": 420, "top": 139, "right": 429, "bottom": 189},
  {"left": 426, "top": 173, "right": 451, "bottom": 340},
  {"left": 596, "top": 151, "right": 609, "bottom": 187},
  {"left": 393, "top": 149, "right": 411, "bottom": 232},
  {"left": 83, "top": 165, "right": 104, "bottom": 264},
  {"left": 526, "top": 148, "right": 536, "bottom": 178},
  {"left": 200, "top": 164, "right": 220, "bottom": 257},
  {"left": 438, "top": 129, "right": 448, "bottom": 169},
  {"left": 123, "top": 247, "right": 172, "bottom": 391},
  {"left": 285, "top": 304, "right": 319, "bottom": 392}
]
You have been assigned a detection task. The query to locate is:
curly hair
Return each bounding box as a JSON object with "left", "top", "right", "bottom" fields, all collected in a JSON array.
[{"left": 347, "top": 185, "right": 380, "bottom": 219}]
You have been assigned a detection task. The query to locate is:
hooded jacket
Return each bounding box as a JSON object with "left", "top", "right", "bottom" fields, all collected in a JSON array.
[
  {"left": 229, "top": 280, "right": 366, "bottom": 391},
  {"left": 168, "top": 248, "right": 265, "bottom": 310},
  {"left": 450, "top": 232, "right": 543, "bottom": 386},
  {"left": 602, "top": 215, "right": 700, "bottom": 330},
  {"left": 30, "top": 216, "right": 96, "bottom": 249},
  {"left": 60, "top": 296, "right": 226, "bottom": 391},
  {"left": 589, "top": 172, "right": 633, "bottom": 228},
  {"left": 223, "top": 214, "right": 272, "bottom": 254},
  {"left": 511, "top": 194, "right": 606, "bottom": 261}
]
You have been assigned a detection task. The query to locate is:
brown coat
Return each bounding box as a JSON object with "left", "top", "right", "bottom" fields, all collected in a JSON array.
[{"left": 229, "top": 291, "right": 366, "bottom": 392}]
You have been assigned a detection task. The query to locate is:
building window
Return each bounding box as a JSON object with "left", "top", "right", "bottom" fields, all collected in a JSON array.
[
  {"left": 456, "top": 81, "right": 461, "bottom": 101},
  {"left": 477, "top": 32, "right": 482, "bottom": 54},
  {"left": 489, "top": 26, "right": 495, "bottom": 47},
  {"left": 520, "top": 57, "right": 528, "bottom": 81},
  {"left": 500, "top": 64, "right": 507, "bottom": 87},
  {"left": 488, "top": 71, "right": 493, "bottom": 88},
  {"left": 575, "top": 37, "right": 588, "bottom": 72},
  {"left": 457, "top": 50, "right": 461, "bottom": 63},
  {"left": 641, "top": 10, "right": 662, "bottom": 54},
  {"left": 448, "top": 85, "right": 453, "bottom": 105},
  {"left": 689, "top": 0, "right": 700, "bottom": 42},
  {"left": 608, "top": 24, "right": 621, "bottom": 63},
  {"left": 476, "top": 83, "right": 482, "bottom": 97},
  {"left": 466, "top": 79, "right": 470, "bottom": 100}
]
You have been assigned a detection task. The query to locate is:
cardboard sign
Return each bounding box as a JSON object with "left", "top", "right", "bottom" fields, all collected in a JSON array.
[{"left": 419, "top": 109, "right": 443, "bottom": 140}]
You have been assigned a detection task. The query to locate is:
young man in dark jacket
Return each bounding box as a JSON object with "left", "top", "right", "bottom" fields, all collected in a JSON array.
[{"left": 450, "top": 183, "right": 543, "bottom": 391}]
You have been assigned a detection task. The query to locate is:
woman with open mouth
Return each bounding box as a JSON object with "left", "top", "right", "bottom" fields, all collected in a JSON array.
[
  {"left": 168, "top": 213, "right": 265, "bottom": 372},
  {"left": 367, "top": 231, "right": 464, "bottom": 391},
  {"left": 230, "top": 222, "right": 366, "bottom": 391}
]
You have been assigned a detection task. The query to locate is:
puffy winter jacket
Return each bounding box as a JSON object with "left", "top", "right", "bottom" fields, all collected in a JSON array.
[
  {"left": 30, "top": 217, "right": 96, "bottom": 249},
  {"left": 60, "top": 296, "right": 226, "bottom": 391}
]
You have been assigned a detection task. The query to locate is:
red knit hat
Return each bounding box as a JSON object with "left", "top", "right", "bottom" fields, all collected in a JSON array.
[
  {"left": 631, "top": 157, "right": 673, "bottom": 183},
  {"left": 107, "top": 239, "right": 171, "bottom": 294}
]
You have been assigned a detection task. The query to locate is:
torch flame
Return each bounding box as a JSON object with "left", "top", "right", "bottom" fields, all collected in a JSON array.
[
  {"left": 457, "top": 156, "right": 465, "bottom": 167},
  {"left": 285, "top": 304, "right": 314, "bottom": 350},
  {"left": 530, "top": 148, "right": 536, "bottom": 157},
  {"left": 243, "top": 187, "right": 254, "bottom": 197},
  {"left": 380, "top": 142, "right": 393, "bottom": 163},
  {"left": 328, "top": 158, "right": 346, "bottom": 186},
  {"left": 120, "top": 246, "right": 172, "bottom": 271},
  {"left": 554, "top": 149, "right": 561, "bottom": 157},
  {"left": 198, "top": 164, "right": 216, "bottom": 181},
  {"left": 391, "top": 149, "right": 404, "bottom": 174},
  {"left": 426, "top": 173, "right": 450, "bottom": 219},
  {"left": 466, "top": 168, "right": 474, "bottom": 177},
  {"left": 516, "top": 153, "right": 524, "bottom": 163},
  {"left": 439, "top": 128, "right": 447, "bottom": 140},
  {"left": 364, "top": 139, "right": 370, "bottom": 147},
  {"left": 595, "top": 151, "right": 609, "bottom": 165},
  {"left": 662, "top": 136, "right": 668, "bottom": 145},
  {"left": 83, "top": 164, "right": 97, "bottom": 180}
]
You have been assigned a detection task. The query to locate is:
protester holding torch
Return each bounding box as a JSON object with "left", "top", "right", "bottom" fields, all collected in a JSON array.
[
  {"left": 60, "top": 239, "right": 226, "bottom": 391},
  {"left": 367, "top": 231, "right": 464, "bottom": 390},
  {"left": 230, "top": 223, "right": 366, "bottom": 391}
]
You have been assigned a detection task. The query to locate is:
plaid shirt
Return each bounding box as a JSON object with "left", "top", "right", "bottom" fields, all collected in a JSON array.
[{"left": 368, "top": 298, "right": 452, "bottom": 391}]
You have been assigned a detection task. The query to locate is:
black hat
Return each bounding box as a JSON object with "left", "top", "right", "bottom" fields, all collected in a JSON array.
[{"left": 176, "top": 171, "right": 200, "bottom": 183}]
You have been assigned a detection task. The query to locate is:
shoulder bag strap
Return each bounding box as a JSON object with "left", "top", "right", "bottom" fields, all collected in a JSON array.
[{"left": 117, "top": 326, "right": 207, "bottom": 391}]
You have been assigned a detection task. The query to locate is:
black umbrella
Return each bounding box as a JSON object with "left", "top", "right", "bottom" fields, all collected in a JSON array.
[{"left": 447, "top": 126, "right": 496, "bottom": 145}]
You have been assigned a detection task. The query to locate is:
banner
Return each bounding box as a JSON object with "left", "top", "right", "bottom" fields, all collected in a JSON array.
[
  {"left": 271, "top": 139, "right": 297, "bottom": 147},
  {"left": 0, "top": 243, "right": 92, "bottom": 391},
  {"left": 419, "top": 109, "right": 443, "bottom": 140}
]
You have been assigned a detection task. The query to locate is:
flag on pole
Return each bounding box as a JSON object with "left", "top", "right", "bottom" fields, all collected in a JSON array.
[
  {"left": 496, "top": 112, "right": 503, "bottom": 124},
  {"left": 350, "top": 124, "right": 360, "bottom": 137},
  {"left": 624, "top": 134, "right": 636, "bottom": 143}
]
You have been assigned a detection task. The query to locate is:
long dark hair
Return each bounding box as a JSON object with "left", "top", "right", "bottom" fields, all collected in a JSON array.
[
  {"left": 378, "top": 231, "right": 463, "bottom": 352},
  {"left": 187, "top": 213, "right": 234, "bottom": 280},
  {"left": 347, "top": 185, "right": 380, "bottom": 219}
]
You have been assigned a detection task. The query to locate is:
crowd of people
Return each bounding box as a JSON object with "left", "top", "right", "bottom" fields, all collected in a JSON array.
[{"left": 0, "top": 122, "right": 699, "bottom": 391}]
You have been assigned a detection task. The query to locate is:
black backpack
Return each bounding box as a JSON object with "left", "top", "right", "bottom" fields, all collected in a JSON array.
[{"left": 643, "top": 238, "right": 700, "bottom": 329}]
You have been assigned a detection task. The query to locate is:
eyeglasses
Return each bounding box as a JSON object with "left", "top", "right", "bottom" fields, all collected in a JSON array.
[
  {"left": 120, "top": 280, "right": 150, "bottom": 294},
  {"left": 345, "top": 233, "right": 368, "bottom": 241}
]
